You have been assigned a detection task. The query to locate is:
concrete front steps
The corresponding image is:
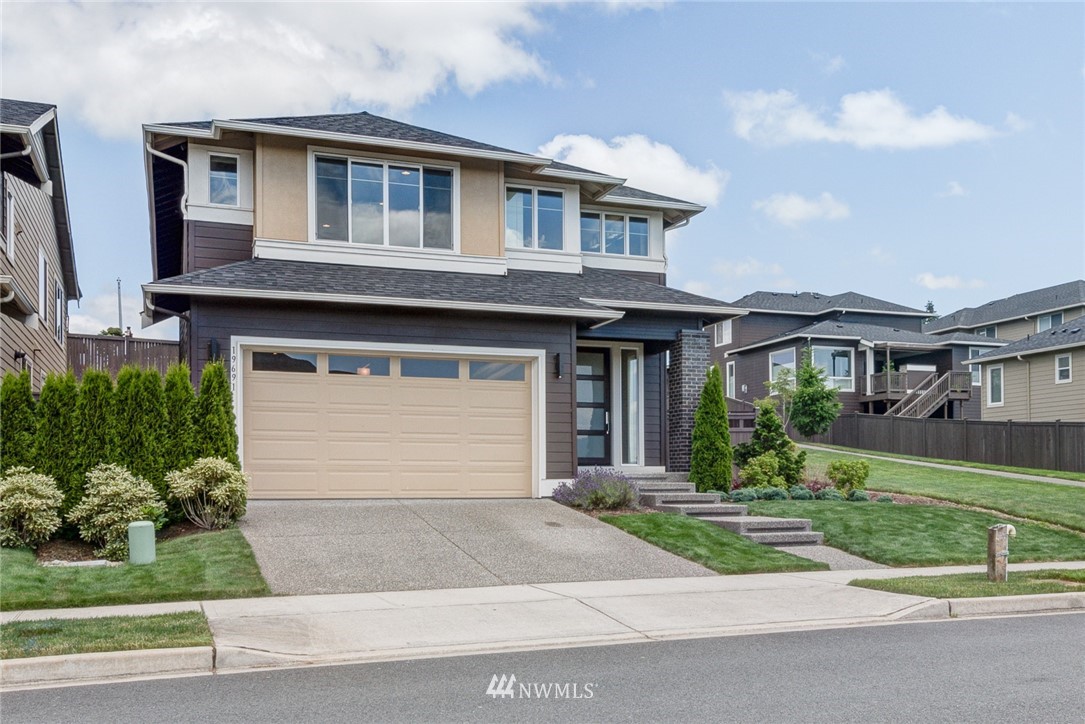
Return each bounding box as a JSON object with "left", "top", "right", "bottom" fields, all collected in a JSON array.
[{"left": 632, "top": 478, "right": 824, "bottom": 547}]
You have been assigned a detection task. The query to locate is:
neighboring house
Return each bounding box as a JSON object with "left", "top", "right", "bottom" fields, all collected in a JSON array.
[
  {"left": 0, "top": 99, "right": 80, "bottom": 392},
  {"left": 968, "top": 317, "right": 1085, "bottom": 422},
  {"left": 140, "top": 111, "right": 741, "bottom": 499},
  {"left": 924, "top": 280, "right": 1085, "bottom": 341},
  {"left": 709, "top": 291, "right": 1004, "bottom": 419}
]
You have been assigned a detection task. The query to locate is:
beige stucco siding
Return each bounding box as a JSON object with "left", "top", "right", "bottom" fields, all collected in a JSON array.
[
  {"left": 458, "top": 159, "right": 502, "bottom": 257},
  {"left": 981, "top": 351, "right": 1085, "bottom": 421}
]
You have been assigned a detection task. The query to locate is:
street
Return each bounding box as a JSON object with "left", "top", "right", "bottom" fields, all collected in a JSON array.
[{"left": 3, "top": 613, "right": 1082, "bottom": 723}]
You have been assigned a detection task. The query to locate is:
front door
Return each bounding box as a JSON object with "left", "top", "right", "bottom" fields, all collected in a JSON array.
[{"left": 576, "top": 348, "right": 611, "bottom": 466}]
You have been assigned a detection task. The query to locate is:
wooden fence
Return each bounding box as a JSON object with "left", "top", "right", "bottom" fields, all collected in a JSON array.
[
  {"left": 67, "top": 334, "right": 180, "bottom": 379},
  {"left": 802, "top": 413, "right": 1085, "bottom": 473}
]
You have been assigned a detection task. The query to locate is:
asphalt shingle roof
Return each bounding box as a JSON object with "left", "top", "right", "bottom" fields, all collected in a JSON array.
[
  {"left": 605, "top": 185, "right": 703, "bottom": 207},
  {"left": 734, "top": 320, "right": 1005, "bottom": 353},
  {"left": 148, "top": 259, "right": 736, "bottom": 317},
  {"left": 732, "top": 290, "right": 924, "bottom": 315},
  {"left": 924, "top": 280, "right": 1085, "bottom": 332},
  {"left": 972, "top": 317, "right": 1085, "bottom": 362},
  {"left": 0, "top": 98, "right": 54, "bottom": 127}
]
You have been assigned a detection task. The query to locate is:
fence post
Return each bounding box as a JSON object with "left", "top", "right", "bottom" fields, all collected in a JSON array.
[
  {"left": 1006, "top": 419, "right": 1013, "bottom": 467},
  {"left": 1055, "top": 419, "right": 1061, "bottom": 471}
]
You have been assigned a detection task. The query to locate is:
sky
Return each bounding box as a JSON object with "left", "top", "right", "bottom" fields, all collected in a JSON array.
[{"left": 2, "top": 1, "right": 1082, "bottom": 340}]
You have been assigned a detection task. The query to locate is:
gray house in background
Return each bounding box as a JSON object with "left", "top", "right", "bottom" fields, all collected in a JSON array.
[
  {"left": 139, "top": 111, "right": 742, "bottom": 499},
  {"left": 925, "top": 280, "right": 1085, "bottom": 342}
]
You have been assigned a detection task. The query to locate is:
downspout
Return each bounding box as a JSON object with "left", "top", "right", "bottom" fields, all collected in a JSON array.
[
  {"left": 0, "top": 143, "right": 32, "bottom": 161},
  {"left": 144, "top": 143, "right": 189, "bottom": 213},
  {"left": 1017, "top": 355, "right": 1031, "bottom": 421},
  {"left": 0, "top": 289, "right": 15, "bottom": 303}
]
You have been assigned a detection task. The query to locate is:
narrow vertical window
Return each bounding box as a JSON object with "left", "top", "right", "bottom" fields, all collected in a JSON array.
[
  {"left": 504, "top": 188, "right": 532, "bottom": 249},
  {"left": 208, "top": 155, "right": 239, "bottom": 206},
  {"left": 53, "top": 280, "right": 63, "bottom": 344},
  {"left": 350, "top": 162, "right": 383, "bottom": 245},
  {"left": 628, "top": 217, "right": 649, "bottom": 256},
  {"left": 388, "top": 166, "right": 421, "bottom": 248},
  {"left": 580, "top": 212, "right": 601, "bottom": 253},
  {"left": 423, "top": 168, "right": 453, "bottom": 250},
  {"left": 315, "top": 157, "right": 349, "bottom": 241},
  {"left": 536, "top": 190, "right": 564, "bottom": 250},
  {"left": 726, "top": 361, "right": 736, "bottom": 398},
  {"left": 38, "top": 248, "right": 47, "bottom": 322},
  {"left": 987, "top": 365, "right": 1003, "bottom": 406},
  {"left": 604, "top": 215, "right": 625, "bottom": 254}
]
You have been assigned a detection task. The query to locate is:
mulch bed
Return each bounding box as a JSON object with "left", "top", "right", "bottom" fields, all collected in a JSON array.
[
  {"left": 867, "top": 491, "right": 957, "bottom": 507},
  {"left": 34, "top": 521, "right": 206, "bottom": 562}
]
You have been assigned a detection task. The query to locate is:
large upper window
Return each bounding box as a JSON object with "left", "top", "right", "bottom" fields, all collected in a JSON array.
[
  {"left": 580, "top": 212, "right": 649, "bottom": 257},
  {"left": 713, "top": 320, "right": 732, "bottom": 347},
  {"left": 813, "top": 346, "right": 854, "bottom": 391},
  {"left": 769, "top": 348, "right": 796, "bottom": 385},
  {"left": 315, "top": 155, "right": 453, "bottom": 250},
  {"left": 1038, "top": 312, "right": 1063, "bottom": 332},
  {"left": 208, "top": 154, "right": 239, "bottom": 206},
  {"left": 505, "top": 186, "right": 564, "bottom": 250},
  {"left": 987, "top": 364, "right": 1004, "bottom": 407}
]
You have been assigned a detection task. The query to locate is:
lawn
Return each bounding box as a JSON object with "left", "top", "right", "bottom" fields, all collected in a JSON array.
[
  {"left": 0, "top": 612, "right": 212, "bottom": 659},
  {"left": 851, "top": 569, "right": 1085, "bottom": 599},
  {"left": 600, "top": 513, "right": 827, "bottom": 574},
  {"left": 748, "top": 501, "right": 1085, "bottom": 567},
  {"left": 0, "top": 528, "right": 269, "bottom": 611},
  {"left": 803, "top": 448, "right": 1085, "bottom": 532}
]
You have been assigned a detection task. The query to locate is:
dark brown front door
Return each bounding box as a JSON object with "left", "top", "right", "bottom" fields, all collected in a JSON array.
[{"left": 576, "top": 348, "right": 611, "bottom": 466}]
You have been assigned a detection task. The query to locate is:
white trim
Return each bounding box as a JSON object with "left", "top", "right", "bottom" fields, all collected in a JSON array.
[
  {"left": 504, "top": 247, "right": 583, "bottom": 274},
  {"left": 579, "top": 207, "right": 658, "bottom": 259},
  {"left": 731, "top": 331, "right": 1005, "bottom": 355},
  {"left": 579, "top": 298, "right": 739, "bottom": 316},
  {"left": 725, "top": 360, "right": 736, "bottom": 398},
  {"left": 576, "top": 341, "right": 646, "bottom": 468},
  {"left": 1055, "top": 353, "right": 1072, "bottom": 384},
  {"left": 536, "top": 166, "right": 624, "bottom": 185},
  {"left": 597, "top": 193, "right": 705, "bottom": 213},
  {"left": 253, "top": 237, "right": 507, "bottom": 276},
  {"left": 37, "top": 246, "right": 47, "bottom": 316},
  {"left": 187, "top": 144, "right": 254, "bottom": 226},
  {"left": 144, "top": 282, "right": 623, "bottom": 321},
  {"left": 986, "top": 363, "right": 1004, "bottom": 407},
  {"left": 713, "top": 319, "right": 732, "bottom": 347},
  {"left": 741, "top": 306, "right": 929, "bottom": 318},
  {"left": 968, "top": 346, "right": 986, "bottom": 385},
  {"left": 230, "top": 336, "right": 548, "bottom": 497},
  {"left": 967, "top": 340, "right": 1085, "bottom": 364},
  {"left": 2, "top": 178, "right": 13, "bottom": 262},
  {"left": 812, "top": 345, "right": 855, "bottom": 392},
  {"left": 1037, "top": 312, "right": 1064, "bottom": 333},
  {"left": 580, "top": 253, "right": 667, "bottom": 275},
  {"left": 769, "top": 347, "right": 796, "bottom": 386}
]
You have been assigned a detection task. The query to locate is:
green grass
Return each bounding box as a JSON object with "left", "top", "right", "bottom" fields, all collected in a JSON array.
[
  {"left": 1, "top": 612, "right": 212, "bottom": 659},
  {"left": 803, "top": 448, "right": 1085, "bottom": 532},
  {"left": 0, "top": 528, "right": 269, "bottom": 611},
  {"left": 805, "top": 444, "right": 1085, "bottom": 482},
  {"left": 600, "top": 513, "right": 827, "bottom": 574},
  {"left": 851, "top": 569, "right": 1085, "bottom": 599},
  {"left": 748, "top": 501, "right": 1085, "bottom": 567}
]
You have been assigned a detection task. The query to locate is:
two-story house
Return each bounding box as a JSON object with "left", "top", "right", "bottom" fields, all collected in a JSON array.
[
  {"left": 140, "top": 111, "right": 741, "bottom": 499},
  {"left": 709, "top": 291, "right": 1003, "bottom": 420},
  {"left": 1, "top": 99, "right": 80, "bottom": 392},
  {"left": 924, "top": 280, "right": 1085, "bottom": 341}
]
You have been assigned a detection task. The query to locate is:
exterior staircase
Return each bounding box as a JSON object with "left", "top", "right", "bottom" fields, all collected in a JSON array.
[
  {"left": 630, "top": 475, "right": 823, "bottom": 546},
  {"left": 886, "top": 371, "right": 972, "bottom": 418}
]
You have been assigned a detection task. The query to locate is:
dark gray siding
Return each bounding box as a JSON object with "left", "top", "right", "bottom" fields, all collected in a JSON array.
[
  {"left": 644, "top": 351, "right": 664, "bottom": 466},
  {"left": 185, "top": 220, "right": 253, "bottom": 273},
  {"left": 951, "top": 345, "right": 983, "bottom": 419},
  {"left": 835, "top": 312, "right": 924, "bottom": 331},
  {"left": 579, "top": 313, "right": 707, "bottom": 342}
]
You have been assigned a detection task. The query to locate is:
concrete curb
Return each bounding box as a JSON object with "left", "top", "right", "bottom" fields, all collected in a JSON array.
[
  {"left": 0, "top": 646, "right": 213, "bottom": 691},
  {"left": 948, "top": 592, "right": 1085, "bottom": 617}
]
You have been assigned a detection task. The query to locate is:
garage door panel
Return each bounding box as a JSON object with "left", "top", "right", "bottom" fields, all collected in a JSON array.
[
  {"left": 246, "top": 379, "right": 318, "bottom": 404},
  {"left": 325, "top": 413, "right": 391, "bottom": 434},
  {"left": 326, "top": 440, "right": 393, "bottom": 463}
]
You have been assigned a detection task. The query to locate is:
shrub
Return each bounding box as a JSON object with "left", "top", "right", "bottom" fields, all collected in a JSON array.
[
  {"left": 759, "top": 486, "right": 788, "bottom": 501},
  {"left": 114, "top": 368, "right": 170, "bottom": 502},
  {"left": 34, "top": 372, "right": 81, "bottom": 514},
  {"left": 733, "top": 400, "right": 806, "bottom": 486},
  {"left": 847, "top": 489, "right": 871, "bottom": 502},
  {"left": 0, "top": 467, "right": 63, "bottom": 548},
  {"left": 0, "top": 371, "right": 36, "bottom": 471},
  {"left": 552, "top": 468, "right": 637, "bottom": 510},
  {"left": 790, "top": 347, "right": 843, "bottom": 438},
  {"left": 729, "top": 488, "right": 758, "bottom": 502},
  {"left": 740, "top": 451, "right": 786, "bottom": 489},
  {"left": 162, "top": 363, "right": 196, "bottom": 476},
  {"left": 166, "top": 457, "right": 248, "bottom": 530},
  {"left": 876, "top": 495, "right": 894, "bottom": 503},
  {"left": 194, "top": 362, "right": 239, "bottom": 466},
  {"left": 789, "top": 485, "right": 814, "bottom": 501},
  {"left": 690, "top": 365, "right": 733, "bottom": 493},
  {"left": 67, "top": 464, "right": 165, "bottom": 561},
  {"left": 815, "top": 488, "right": 845, "bottom": 501},
  {"left": 827, "top": 459, "right": 870, "bottom": 496},
  {"left": 74, "top": 369, "right": 115, "bottom": 503}
]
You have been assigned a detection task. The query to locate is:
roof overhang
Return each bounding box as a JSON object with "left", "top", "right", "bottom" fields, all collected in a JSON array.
[
  {"left": 580, "top": 297, "right": 744, "bottom": 320},
  {"left": 927, "top": 303, "right": 1085, "bottom": 334},
  {"left": 730, "top": 330, "right": 1005, "bottom": 355},
  {"left": 966, "top": 340, "right": 1085, "bottom": 365},
  {"left": 1, "top": 274, "right": 38, "bottom": 325},
  {"left": 740, "top": 306, "right": 928, "bottom": 318}
]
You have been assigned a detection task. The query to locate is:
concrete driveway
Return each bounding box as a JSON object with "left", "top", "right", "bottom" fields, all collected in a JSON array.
[{"left": 239, "top": 500, "right": 713, "bottom": 595}]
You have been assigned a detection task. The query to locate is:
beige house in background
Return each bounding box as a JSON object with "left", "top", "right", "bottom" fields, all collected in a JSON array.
[
  {"left": 0, "top": 99, "right": 80, "bottom": 392},
  {"left": 925, "top": 280, "right": 1085, "bottom": 342},
  {"left": 969, "top": 318, "right": 1085, "bottom": 422}
]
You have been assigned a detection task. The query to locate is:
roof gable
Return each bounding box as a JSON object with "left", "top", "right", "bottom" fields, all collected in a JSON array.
[
  {"left": 731, "top": 290, "right": 924, "bottom": 316},
  {"left": 971, "top": 317, "right": 1085, "bottom": 363},
  {"left": 925, "top": 280, "right": 1085, "bottom": 332}
]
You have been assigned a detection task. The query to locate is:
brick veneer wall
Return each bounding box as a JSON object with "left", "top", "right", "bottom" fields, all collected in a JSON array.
[{"left": 667, "top": 329, "right": 711, "bottom": 471}]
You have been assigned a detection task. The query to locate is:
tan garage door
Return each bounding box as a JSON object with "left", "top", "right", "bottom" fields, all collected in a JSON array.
[{"left": 242, "top": 349, "right": 533, "bottom": 498}]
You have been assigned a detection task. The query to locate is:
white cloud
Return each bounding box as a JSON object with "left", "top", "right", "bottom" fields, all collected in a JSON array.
[
  {"left": 725, "top": 88, "right": 1002, "bottom": 150},
  {"left": 0, "top": 3, "right": 548, "bottom": 138},
  {"left": 1004, "top": 112, "right": 1032, "bottom": 132},
  {"left": 538, "top": 134, "right": 728, "bottom": 206},
  {"left": 684, "top": 257, "right": 795, "bottom": 301},
  {"left": 913, "top": 272, "right": 986, "bottom": 291},
  {"left": 940, "top": 181, "right": 968, "bottom": 197},
  {"left": 752, "top": 192, "right": 850, "bottom": 227},
  {"left": 682, "top": 280, "right": 714, "bottom": 297},
  {"left": 69, "top": 291, "right": 178, "bottom": 341},
  {"left": 811, "top": 52, "right": 846, "bottom": 75}
]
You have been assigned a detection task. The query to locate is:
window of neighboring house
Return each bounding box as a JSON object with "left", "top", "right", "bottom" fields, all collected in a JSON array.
[
  {"left": 208, "top": 154, "right": 239, "bottom": 206},
  {"left": 1056, "top": 353, "right": 1072, "bottom": 384},
  {"left": 505, "top": 186, "right": 564, "bottom": 251},
  {"left": 987, "top": 364, "right": 1004, "bottom": 407},
  {"left": 580, "top": 212, "right": 650, "bottom": 257},
  {"left": 968, "top": 347, "right": 986, "bottom": 386},
  {"left": 714, "top": 320, "right": 732, "bottom": 347},
  {"left": 53, "top": 279, "right": 63, "bottom": 344},
  {"left": 769, "top": 348, "right": 796, "bottom": 386},
  {"left": 813, "top": 346, "right": 854, "bottom": 391},
  {"left": 314, "top": 155, "right": 454, "bottom": 250},
  {"left": 1038, "top": 312, "right": 1063, "bottom": 333},
  {"left": 2, "top": 178, "right": 13, "bottom": 262},
  {"left": 975, "top": 325, "right": 997, "bottom": 338},
  {"left": 725, "top": 360, "right": 736, "bottom": 398},
  {"left": 38, "top": 247, "right": 47, "bottom": 323}
]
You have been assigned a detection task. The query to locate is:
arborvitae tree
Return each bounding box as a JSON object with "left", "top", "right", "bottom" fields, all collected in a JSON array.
[
  {"left": 33, "top": 372, "right": 81, "bottom": 512},
  {"left": 1, "top": 371, "right": 37, "bottom": 471},
  {"left": 689, "top": 364, "right": 733, "bottom": 493},
  {"left": 162, "top": 363, "right": 196, "bottom": 474},
  {"left": 734, "top": 400, "right": 806, "bottom": 486},
  {"left": 791, "top": 347, "right": 843, "bottom": 438},
  {"left": 194, "top": 362, "right": 239, "bottom": 466},
  {"left": 74, "top": 369, "right": 115, "bottom": 497},
  {"left": 112, "top": 366, "right": 142, "bottom": 469},
  {"left": 134, "top": 369, "right": 168, "bottom": 498}
]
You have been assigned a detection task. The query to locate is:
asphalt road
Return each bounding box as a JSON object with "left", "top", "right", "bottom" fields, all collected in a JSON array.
[{"left": 4, "top": 614, "right": 1083, "bottom": 723}]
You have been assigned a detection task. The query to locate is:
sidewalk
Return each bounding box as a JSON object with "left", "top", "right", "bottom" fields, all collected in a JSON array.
[
  {"left": 4, "top": 561, "right": 1084, "bottom": 689},
  {"left": 799, "top": 445, "right": 1085, "bottom": 489}
]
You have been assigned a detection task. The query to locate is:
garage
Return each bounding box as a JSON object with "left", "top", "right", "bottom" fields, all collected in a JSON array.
[{"left": 240, "top": 346, "right": 536, "bottom": 499}]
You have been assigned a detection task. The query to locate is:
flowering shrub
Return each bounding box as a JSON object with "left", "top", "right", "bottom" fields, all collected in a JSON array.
[
  {"left": 68, "top": 464, "right": 165, "bottom": 561},
  {"left": 0, "top": 467, "right": 63, "bottom": 548},
  {"left": 552, "top": 468, "right": 637, "bottom": 510},
  {"left": 166, "top": 457, "right": 248, "bottom": 530}
]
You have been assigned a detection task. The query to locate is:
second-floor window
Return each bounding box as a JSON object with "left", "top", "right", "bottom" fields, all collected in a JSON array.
[
  {"left": 769, "top": 348, "right": 796, "bottom": 385},
  {"left": 975, "top": 325, "right": 997, "bottom": 338},
  {"left": 315, "top": 155, "right": 453, "bottom": 250},
  {"left": 505, "top": 186, "right": 564, "bottom": 250},
  {"left": 1038, "top": 312, "right": 1063, "bottom": 332},
  {"left": 208, "top": 154, "right": 239, "bottom": 206},
  {"left": 580, "top": 212, "right": 649, "bottom": 256}
]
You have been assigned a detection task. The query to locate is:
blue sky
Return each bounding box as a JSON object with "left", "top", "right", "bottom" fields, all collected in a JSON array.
[{"left": 2, "top": 2, "right": 1082, "bottom": 339}]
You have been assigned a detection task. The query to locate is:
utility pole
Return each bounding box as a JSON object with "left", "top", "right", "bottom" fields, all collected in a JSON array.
[{"left": 116, "top": 277, "right": 123, "bottom": 330}]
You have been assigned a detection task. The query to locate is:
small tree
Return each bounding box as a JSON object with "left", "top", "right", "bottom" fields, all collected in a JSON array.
[
  {"left": 74, "top": 370, "right": 115, "bottom": 494},
  {"left": 0, "top": 371, "right": 36, "bottom": 471},
  {"left": 689, "top": 364, "right": 733, "bottom": 492},
  {"left": 194, "top": 362, "right": 239, "bottom": 466},
  {"left": 99, "top": 327, "right": 123, "bottom": 336},
  {"left": 162, "top": 363, "right": 196, "bottom": 475},
  {"left": 112, "top": 366, "right": 143, "bottom": 474},
  {"left": 113, "top": 367, "right": 166, "bottom": 498},
  {"left": 34, "top": 372, "right": 81, "bottom": 513},
  {"left": 734, "top": 400, "right": 806, "bottom": 487},
  {"left": 763, "top": 366, "right": 796, "bottom": 427},
  {"left": 791, "top": 347, "right": 843, "bottom": 438}
]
